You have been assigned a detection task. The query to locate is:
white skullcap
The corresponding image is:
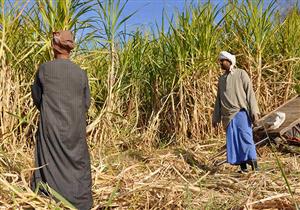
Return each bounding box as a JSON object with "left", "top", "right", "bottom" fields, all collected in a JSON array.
[{"left": 219, "top": 51, "right": 236, "bottom": 69}]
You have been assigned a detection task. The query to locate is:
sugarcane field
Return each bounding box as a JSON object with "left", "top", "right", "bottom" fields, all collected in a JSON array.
[{"left": 1, "top": 0, "right": 300, "bottom": 209}]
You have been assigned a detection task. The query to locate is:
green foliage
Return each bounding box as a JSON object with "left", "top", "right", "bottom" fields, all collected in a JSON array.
[{"left": 37, "top": 182, "right": 77, "bottom": 209}]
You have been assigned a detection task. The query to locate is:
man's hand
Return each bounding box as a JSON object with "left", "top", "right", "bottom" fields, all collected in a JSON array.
[
  {"left": 212, "top": 121, "right": 219, "bottom": 128},
  {"left": 252, "top": 113, "right": 259, "bottom": 127}
]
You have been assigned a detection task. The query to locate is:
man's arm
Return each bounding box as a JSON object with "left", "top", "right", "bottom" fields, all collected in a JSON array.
[
  {"left": 84, "top": 71, "right": 91, "bottom": 112},
  {"left": 242, "top": 70, "right": 260, "bottom": 123},
  {"left": 31, "top": 69, "right": 43, "bottom": 110}
]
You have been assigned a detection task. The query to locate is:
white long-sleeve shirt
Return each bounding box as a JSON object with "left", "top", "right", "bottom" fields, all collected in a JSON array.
[{"left": 212, "top": 68, "right": 260, "bottom": 128}]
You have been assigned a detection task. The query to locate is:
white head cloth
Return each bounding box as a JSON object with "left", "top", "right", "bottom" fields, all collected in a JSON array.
[{"left": 219, "top": 51, "right": 236, "bottom": 71}]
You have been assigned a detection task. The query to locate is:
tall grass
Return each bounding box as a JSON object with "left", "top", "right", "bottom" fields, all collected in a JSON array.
[{"left": 1, "top": 0, "right": 300, "bottom": 209}]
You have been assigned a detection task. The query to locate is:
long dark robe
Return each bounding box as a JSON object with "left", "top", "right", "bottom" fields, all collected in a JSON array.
[{"left": 31, "top": 58, "right": 93, "bottom": 209}]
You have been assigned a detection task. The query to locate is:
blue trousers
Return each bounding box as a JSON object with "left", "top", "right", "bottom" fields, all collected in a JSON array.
[{"left": 226, "top": 110, "right": 257, "bottom": 165}]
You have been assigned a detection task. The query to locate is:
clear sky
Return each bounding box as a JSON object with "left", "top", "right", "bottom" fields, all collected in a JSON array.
[
  {"left": 117, "top": 0, "right": 219, "bottom": 33},
  {"left": 105, "top": 0, "right": 298, "bottom": 34},
  {"left": 120, "top": 0, "right": 196, "bottom": 31},
  {"left": 11, "top": 0, "right": 299, "bottom": 39}
]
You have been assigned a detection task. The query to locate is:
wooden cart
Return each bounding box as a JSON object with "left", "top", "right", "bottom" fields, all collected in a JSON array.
[{"left": 254, "top": 95, "right": 300, "bottom": 145}]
